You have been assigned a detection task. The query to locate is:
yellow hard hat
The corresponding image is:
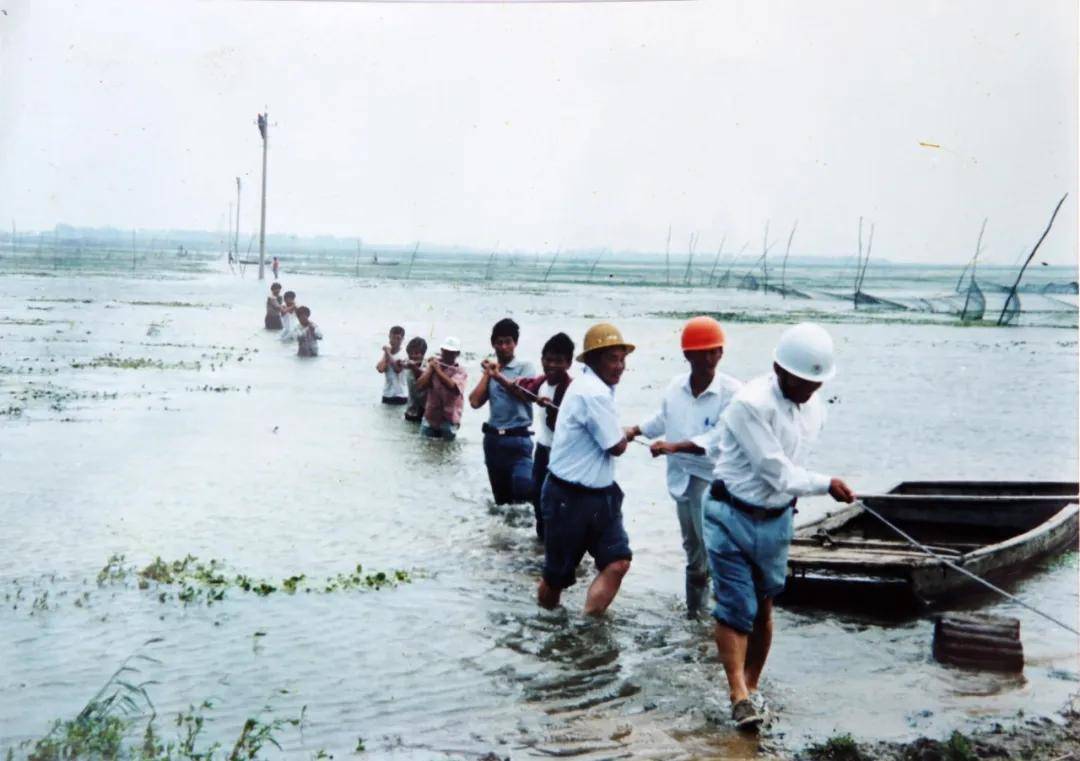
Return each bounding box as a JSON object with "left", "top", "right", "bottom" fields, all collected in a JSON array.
[{"left": 577, "top": 323, "right": 636, "bottom": 363}]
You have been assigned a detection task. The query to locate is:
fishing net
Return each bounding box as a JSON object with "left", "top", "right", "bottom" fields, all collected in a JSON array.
[
  {"left": 854, "top": 291, "right": 907, "bottom": 310},
  {"left": 737, "top": 273, "right": 760, "bottom": 291},
  {"left": 999, "top": 292, "right": 1021, "bottom": 326},
  {"left": 960, "top": 279, "right": 985, "bottom": 321}
]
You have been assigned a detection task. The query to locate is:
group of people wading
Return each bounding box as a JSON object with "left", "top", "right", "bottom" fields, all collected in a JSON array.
[
  {"left": 377, "top": 314, "right": 856, "bottom": 730},
  {"left": 264, "top": 281, "right": 322, "bottom": 357}
]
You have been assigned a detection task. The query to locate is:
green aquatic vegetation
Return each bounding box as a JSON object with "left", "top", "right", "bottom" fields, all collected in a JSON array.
[
  {"left": 98, "top": 553, "right": 131, "bottom": 585},
  {"left": 27, "top": 297, "right": 94, "bottom": 304},
  {"left": 322, "top": 565, "right": 412, "bottom": 593},
  {"left": 0, "top": 404, "right": 23, "bottom": 416},
  {"left": 124, "top": 300, "right": 218, "bottom": 308},
  {"left": 70, "top": 354, "right": 201, "bottom": 371},
  {"left": 942, "top": 731, "right": 978, "bottom": 761},
  {"left": 19, "top": 665, "right": 307, "bottom": 760},
  {"left": 185, "top": 384, "right": 245, "bottom": 393},
  {"left": 0, "top": 317, "right": 69, "bottom": 326},
  {"left": 805, "top": 733, "right": 865, "bottom": 761},
  {"left": 100, "top": 556, "right": 415, "bottom": 605},
  {"left": 0, "top": 364, "right": 61, "bottom": 375},
  {"left": 23, "top": 649, "right": 158, "bottom": 761}
]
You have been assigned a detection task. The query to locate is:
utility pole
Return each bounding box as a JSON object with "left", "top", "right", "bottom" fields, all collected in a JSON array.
[
  {"left": 234, "top": 177, "right": 241, "bottom": 259},
  {"left": 256, "top": 112, "right": 269, "bottom": 280}
]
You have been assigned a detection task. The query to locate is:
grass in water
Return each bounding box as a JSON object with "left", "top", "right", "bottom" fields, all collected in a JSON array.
[
  {"left": 804, "top": 733, "right": 865, "bottom": 761},
  {"left": 14, "top": 643, "right": 313, "bottom": 760},
  {"left": 942, "top": 731, "right": 978, "bottom": 761}
]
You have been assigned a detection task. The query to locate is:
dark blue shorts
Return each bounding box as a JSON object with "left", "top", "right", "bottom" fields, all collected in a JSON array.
[{"left": 540, "top": 475, "right": 632, "bottom": 590}]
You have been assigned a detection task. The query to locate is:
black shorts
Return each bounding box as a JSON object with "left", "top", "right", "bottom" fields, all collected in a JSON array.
[
  {"left": 540, "top": 475, "right": 632, "bottom": 590},
  {"left": 382, "top": 396, "right": 408, "bottom": 406}
]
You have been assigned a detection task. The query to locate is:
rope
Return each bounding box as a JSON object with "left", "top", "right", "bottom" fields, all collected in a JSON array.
[
  {"left": 857, "top": 500, "right": 1080, "bottom": 636},
  {"left": 507, "top": 379, "right": 650, "bottom": 447}
]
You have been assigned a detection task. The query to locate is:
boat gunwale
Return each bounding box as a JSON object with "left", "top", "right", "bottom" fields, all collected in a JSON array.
[{"left": 788, "top": 501, "right": 1079, "bottom": 575}]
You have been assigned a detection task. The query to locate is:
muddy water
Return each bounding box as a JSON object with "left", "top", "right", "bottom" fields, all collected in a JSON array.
[{"left": 1, "top": 272, "right": 1076, "bottom": 758}]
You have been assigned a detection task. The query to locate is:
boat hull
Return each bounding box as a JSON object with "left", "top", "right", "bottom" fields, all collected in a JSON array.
[{"left": 781, "top": 481, "right": 1079, "bottom": 609}]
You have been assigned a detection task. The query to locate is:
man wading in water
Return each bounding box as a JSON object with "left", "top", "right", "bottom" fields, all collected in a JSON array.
[
  {"left": 469, "top": 318, "right": 537, "bottom": 505},
  {"left": 537, "top": 323, "right": 634, "bottom": 616},
  {"left": 627, "top": 316, "right": 741, "bottom": 619},
  {"left": 703, "top": 322, "right": 855, "bottom": 731}
]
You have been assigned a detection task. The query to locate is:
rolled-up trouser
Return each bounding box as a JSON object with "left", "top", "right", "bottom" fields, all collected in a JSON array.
[
  {"left": 675, "top": 476, "right": 710, "bottom": 612},
  {"left": 483, "top": 432, "right": 534, "bottom": 505},
  {"left": 703, "top": 494, "right": 794, "bottom": 633}
]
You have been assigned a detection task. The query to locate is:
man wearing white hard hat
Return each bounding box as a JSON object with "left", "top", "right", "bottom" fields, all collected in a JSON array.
[
  {"left": 702, "top": 322, "right": 856, "bottom": 731},
  {"left": 417, "top": 337, "right": 468, "bottom": 441}
]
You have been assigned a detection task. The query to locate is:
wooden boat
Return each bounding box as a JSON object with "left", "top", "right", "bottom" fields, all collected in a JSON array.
[{"left": 782, "top": 481, "right": 1079, "bottom": 607}]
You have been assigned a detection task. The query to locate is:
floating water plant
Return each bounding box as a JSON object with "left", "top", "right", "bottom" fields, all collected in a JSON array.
[
  {"left": 70, "top": 354, "right": 201, "bottom": 371},
  {"left": 96, "top": 555, "right": 415, "bottom": 606}
]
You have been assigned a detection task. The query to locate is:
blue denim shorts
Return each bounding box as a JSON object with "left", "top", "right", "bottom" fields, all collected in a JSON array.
[
  {"left": 702, "top": 494, "right": 794, "bottom": 633},
  {"left": 540, "top": 475, "right": 632, "bottom": 590}
]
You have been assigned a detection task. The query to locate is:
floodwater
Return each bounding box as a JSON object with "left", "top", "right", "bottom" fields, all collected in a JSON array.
[{"left": 1, "top": 267, "right": 1077, "bottom": 759}]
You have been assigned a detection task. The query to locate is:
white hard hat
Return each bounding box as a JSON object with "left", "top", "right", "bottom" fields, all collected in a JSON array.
[
  {"left": 773, "top": 322, "right": 836, "bottom": 382},
  {"left": 440, "top": 336, "right": 461, "bottom": 353}
]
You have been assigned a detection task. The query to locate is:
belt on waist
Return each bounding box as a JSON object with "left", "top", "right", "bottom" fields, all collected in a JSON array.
[
  {"left": 710, "top": 480, "right": 796, "bottom": 520},
  {"left": 548, "top": 472, "right": 613, "bottom": 496},
  {"left": 482, "top": 423, "right": 532, "bottom": 437}
]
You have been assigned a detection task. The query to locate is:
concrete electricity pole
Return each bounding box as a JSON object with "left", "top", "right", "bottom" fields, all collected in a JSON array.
[{"left": 257, "top": 112, "right": 269, "bottom": 280}]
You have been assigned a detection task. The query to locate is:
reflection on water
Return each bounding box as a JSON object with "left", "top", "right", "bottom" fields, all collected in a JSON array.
[{"left": 0, "top": 272, "right": 1076, "bottom": 758}]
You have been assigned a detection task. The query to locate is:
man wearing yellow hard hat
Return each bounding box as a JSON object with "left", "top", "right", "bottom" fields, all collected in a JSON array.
[
  {"left": 537, "top": 322, "right": 635, "bottom": 616},
  {"left": 626, "top": 316, "right": 742, "bottom": 619}
]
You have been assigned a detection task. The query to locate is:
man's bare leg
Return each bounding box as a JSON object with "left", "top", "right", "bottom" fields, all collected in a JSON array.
[
  {"left": 744, "top": 597, "right": 773, "bottom": 693},
  {"left": 537, "top": 578, "right": 562, "bottom": 610},
  {"left": 583, "top": 559, "right": 630, "bottom": 616},
  {"left": 714, "top": 621, "right": 751, "bottom": 704}
]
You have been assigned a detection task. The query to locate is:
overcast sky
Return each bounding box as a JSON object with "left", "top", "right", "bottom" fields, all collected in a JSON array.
[{"left": 0, "top": 0, "right": 1076, "bottom": 264}]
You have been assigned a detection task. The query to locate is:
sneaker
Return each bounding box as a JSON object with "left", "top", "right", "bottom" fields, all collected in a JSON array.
[{"left": 731, "top": 698, "right": 764, "bottom": 732}]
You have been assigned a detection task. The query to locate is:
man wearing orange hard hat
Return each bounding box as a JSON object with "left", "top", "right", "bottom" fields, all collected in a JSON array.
[
  {"left": 627, "top": 316, "right": 742, "bottom": 619},
  {"left": 537, "top": 322, "right": 635, "bottom": 616}
]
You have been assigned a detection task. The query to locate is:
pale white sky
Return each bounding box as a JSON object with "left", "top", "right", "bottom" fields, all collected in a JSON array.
[{"left": 0, "top": 0, "right": 1076, "bottom": 263}]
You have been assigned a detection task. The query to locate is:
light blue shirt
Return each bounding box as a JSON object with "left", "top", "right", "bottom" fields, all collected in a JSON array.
[
  {"left": 548, "top": 366, "right": 624, "bottom": 488},
  {"left": 488, "top": 357, "right": 536, "bottom": 430}
]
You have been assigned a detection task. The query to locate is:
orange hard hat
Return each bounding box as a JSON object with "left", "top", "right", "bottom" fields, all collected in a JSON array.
[{"left": 681, "top": 316, "right": 725, "bottom": 351}]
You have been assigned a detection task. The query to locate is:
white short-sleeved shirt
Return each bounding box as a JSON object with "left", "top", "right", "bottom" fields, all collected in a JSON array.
[
  {"left": 382, "top": 348, "right": 408, "bottom": 398},
  {"left": 712, "top": 373, "right": 830, "bottom": 508},
  {"left": 638, "top": 371, "right": 742, "bottom": 498},
  {"left": 547, "top": 366, "right": 623, "bottom": 488},
  {"left": 534, "top": 380, "right": 557, "bottom": 447}
]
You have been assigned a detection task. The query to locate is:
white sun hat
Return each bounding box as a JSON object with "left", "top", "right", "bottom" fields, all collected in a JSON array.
[{"left": 440, "top": 336, "right": 462, "bottom": 353}]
